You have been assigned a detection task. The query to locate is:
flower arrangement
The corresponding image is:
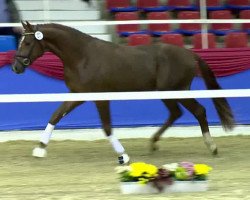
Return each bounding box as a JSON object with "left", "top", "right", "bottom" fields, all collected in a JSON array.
[
  {"left": 162, "top": 162, "right": 212, "bottom": 181},
  {"left": 116, "top": 162, "right": 159, "bottom": 184},
  {"left": 116, "top": 161, "right": 212, "bottom": 192}
]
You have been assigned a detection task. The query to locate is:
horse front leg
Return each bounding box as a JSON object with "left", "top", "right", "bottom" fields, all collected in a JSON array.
[
  {"left": 32, "top": 101, "right": 84, "bottom": 158},
  {"left": 95, "top": 101, "right": 130, "bottom": 165}
]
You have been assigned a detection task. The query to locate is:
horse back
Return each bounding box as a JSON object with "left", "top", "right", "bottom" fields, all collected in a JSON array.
[
  {"left": 67, "top": 39, "right": 158, "bottom": 92},
  {"left": 65, "top": 38, "right": 197, "bottom": 92}
]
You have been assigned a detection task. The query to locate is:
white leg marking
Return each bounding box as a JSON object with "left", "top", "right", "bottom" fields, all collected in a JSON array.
[
  {"left": 108, "top": 134, "right": 125, "bottom": 154},
  {"left": 32, "top": 147, "right": 47, "bottom": 158},
  {"left": 108, "top": 135, "right": 130, "bottom": 164},
  {"left": 203, "top": 132, "right": 217, "bottom": 152},
  {"left": 40, "top": 123, "right": 55, "bottom": 145},
  {"left": 32, "top": 123, "right": 54, "bottom": 158}
]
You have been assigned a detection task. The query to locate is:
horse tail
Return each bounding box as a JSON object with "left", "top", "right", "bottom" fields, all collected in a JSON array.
[{"left": 195, "top": 55, "right": 235, "bottom": 131}]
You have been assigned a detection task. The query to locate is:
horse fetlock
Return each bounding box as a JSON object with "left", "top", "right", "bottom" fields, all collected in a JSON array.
[
  {"left": 204, "top": 141, "right": 218, "bottom": 155},
  {"left": 150, "top": 136, "right": 160, "bottom": 152},
  {"left": 32, "top": 147, "right": 47, "bottom": 158},
  {"left": 210, "top": 144, "right": 218, "bottom": 155},
  {"left": 39, "top": 142, "right": 47, "bottom": 148},
  {"left": 118, "top": 153, "right": 130, "bottom": 165},
  {"left": 150, "top": 142, "right": 159, "bottom": 152},
  {"left": 203, "top": 132, "right": 218, "bottom": 154},
  {"left": 151, "top": 134, "right": 160, "bottom": 142}
]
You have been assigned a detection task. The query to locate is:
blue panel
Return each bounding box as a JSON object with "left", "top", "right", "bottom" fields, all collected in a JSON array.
[
  {"left": 110, "top": 6, "right": 138, "bottom": 12},
  {"left": 208, "top": 29, "right": 239, "bottom": 36},
  {"left": 226, "top": 5, "right": 250, "bottom": 10},
  {"left": 0, "top": 65, "right": 249, "bottom": 130},
  {"left": 141, "top": 6, "right": 169, "bottom": 12},
  {"left": 119, "top": 30, "right": 149, "bottom": 37},
  {"left": 175, "top": 29, "right": 201, "bottom": 36},
  {"left": 0, "top": 35, "right": 17, "bottom": 52},
  {"left": 167, "top": 5, "right": 198, "bottom": 11}
]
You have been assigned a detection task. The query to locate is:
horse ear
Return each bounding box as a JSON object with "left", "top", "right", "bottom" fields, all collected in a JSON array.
[
  {"left": 21, "top": 20, "right": 27, "bottom": 29},
  {"left": 25, "top": 21, "right": 33, "bottom": 31}
]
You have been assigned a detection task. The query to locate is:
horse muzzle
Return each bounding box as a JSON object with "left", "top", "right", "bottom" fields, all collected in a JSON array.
[
  {"left": 12, "top": 56, "right": 31, "bottom": 74},
  {"left": 12, "top": 60, "right": 26, "bottom": 74}
]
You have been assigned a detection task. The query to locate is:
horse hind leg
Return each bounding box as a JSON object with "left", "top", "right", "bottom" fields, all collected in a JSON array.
[
  {"left": 95, "top": 101, "right": 129, "bottom": 165},
  {"left": 179, "top": 98, "right": 218, "bottom": 155},
  {"left": 32, "top": 101, "right": 84, "bottom": 158},
  {"left": 150, "top": 99, "right": 182, "bottom": 152}
]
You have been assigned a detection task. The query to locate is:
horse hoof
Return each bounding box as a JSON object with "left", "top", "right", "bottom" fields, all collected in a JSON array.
[
  {"left": 210, "top": 144, "right": 218, "bottom": 156},
  {"left": 118, "top": 153, "right": 130, "bottom": 165},
  {"left": 32, "top": 147, "right": 47, "bottom": 158},
  {"left": 150, "top": 143, "right": 159, "bottom": 152},
  {"left": 212, "top": 147, "right": 218, "bottom": 156}
]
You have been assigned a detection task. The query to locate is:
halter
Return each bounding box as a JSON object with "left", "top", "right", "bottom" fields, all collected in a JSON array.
[{"left": 15, "top": 27, "right": 44, "bottom": 67}]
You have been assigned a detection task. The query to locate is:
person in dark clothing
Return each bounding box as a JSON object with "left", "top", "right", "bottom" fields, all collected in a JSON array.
[
  {"left": 0, "top": 0, "right": 21, "bottom": 46},
  {"left": 6, "top": 0, "right": 20, "bottom": 22}
]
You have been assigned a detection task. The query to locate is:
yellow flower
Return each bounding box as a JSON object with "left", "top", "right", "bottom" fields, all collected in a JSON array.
[
  {"left": 138, "top": 177, "right": 148, "bottom": 184},
  {"left": 129, "top": 162, "right": 158, "bottom": 179},
  {"left": 194, "top": 164, "right": 212, "bottom": 175}
]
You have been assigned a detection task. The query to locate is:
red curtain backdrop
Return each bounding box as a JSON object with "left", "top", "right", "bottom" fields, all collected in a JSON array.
[{"left": 1, "top": 48, "right": 250, "bottom": 80}]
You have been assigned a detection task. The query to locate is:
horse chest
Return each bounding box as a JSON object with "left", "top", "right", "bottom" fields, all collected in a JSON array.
[{"left": 63, "top": 67, "right": 90, "bottom": 91}]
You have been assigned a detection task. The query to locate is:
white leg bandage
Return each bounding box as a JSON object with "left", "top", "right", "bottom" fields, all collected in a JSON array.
[
  {"left": 108, "top": 135, "right": 125, "bottom": 155},
  {"left": 40, "top": 123, "right": 55, "bottom": 145}
]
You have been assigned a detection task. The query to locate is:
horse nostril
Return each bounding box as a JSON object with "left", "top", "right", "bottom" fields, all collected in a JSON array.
[
  {"left": 12, "top": 66, "right": 17, "bottom": 72},
  {"left": 12, "top": 65, "right": 21, "bottom": 74}
]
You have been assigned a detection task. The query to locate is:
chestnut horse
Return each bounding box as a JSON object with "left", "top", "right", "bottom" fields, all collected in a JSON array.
[{"left": 12, "top": 21, "right": 235, "bottom": 164}]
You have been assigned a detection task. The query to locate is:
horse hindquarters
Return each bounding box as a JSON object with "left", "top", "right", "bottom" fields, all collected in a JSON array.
[
  {"left": 152, "top": 46, "right": 218, "bottom": 154},
  {"left": 155, "top": 45, "right": 196, "bottom": 91}
]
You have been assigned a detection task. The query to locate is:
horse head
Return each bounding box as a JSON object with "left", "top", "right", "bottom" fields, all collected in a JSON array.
[{"left": 12, "top": 21, "right": 45, "bottom": 74}]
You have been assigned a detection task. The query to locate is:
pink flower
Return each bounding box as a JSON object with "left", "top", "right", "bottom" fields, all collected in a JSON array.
[{"left": 180, "top": 162, "right": 195, "bottom": 178}]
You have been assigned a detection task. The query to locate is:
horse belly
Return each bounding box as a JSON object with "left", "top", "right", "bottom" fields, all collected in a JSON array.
[
  {"left": 113, "top": 75, "right": 155, "bottom": 92},
  {"left": 99, "top": 69, "right": 156, "bottom": 92},
  {"left": 64, "top": 68, "right": 156, "bottom": 93},
  {"left": 108, "top": 62, "right": 156, "bottom": 92}
]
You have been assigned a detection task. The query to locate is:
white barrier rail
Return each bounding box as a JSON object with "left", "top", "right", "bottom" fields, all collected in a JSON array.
[
  {"left": 0, "top": 19, "right": 249, "bottom": 27},
  {"left": 0, "top": 89, "right": 250, "bottom": 103}
]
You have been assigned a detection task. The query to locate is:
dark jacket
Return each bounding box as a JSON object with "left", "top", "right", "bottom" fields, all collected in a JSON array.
[{"left": 6, "top": 0, "right": 20, "bottom": 22}]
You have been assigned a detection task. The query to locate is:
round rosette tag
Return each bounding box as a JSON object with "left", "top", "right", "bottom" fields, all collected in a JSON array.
[{"left": 35, "top": 31, "right": 43, "bottom": 40}]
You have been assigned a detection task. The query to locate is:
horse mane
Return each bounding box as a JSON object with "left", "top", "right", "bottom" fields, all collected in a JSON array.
[{"left": 36, "top": 23, "right": 92, "bottom": 39}]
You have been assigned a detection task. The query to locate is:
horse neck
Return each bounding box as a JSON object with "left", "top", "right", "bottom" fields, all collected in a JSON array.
[{"left": 41, "top": 26, "right": 88, "bottom": 65}]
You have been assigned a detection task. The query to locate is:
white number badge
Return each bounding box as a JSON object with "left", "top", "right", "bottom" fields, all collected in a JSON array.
[{"left": 35, "top": 31, "right": 43, "bottom": 40}]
